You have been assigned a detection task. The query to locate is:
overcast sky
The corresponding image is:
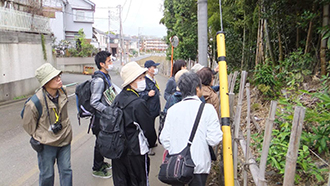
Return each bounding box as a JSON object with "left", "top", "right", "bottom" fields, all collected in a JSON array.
[{"left": 91, "top": 0, "right": 167, "bottom": 38}]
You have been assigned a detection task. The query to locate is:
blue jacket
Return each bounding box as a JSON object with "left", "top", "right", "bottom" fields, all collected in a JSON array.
[
  {"left": 164, "top": 77, "right": 176, "bottom": 101},
  {"left": 163, "top": 91, "right": 182, "bottom": 113}
]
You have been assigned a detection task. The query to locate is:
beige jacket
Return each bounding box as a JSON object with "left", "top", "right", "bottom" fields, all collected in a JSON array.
[
  {"left": 201, "top": 85, "right": 220, "bottom": 118},
  {"left": 23, "top": 88, "right": 72, "bottom": 147}
]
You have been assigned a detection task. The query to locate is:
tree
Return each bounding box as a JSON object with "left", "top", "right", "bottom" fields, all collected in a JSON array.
[{"left": 161, "top": 0, "right": 198, "bottom": 61}]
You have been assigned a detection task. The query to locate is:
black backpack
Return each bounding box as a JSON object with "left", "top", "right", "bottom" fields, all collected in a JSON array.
[
  {"left": 97, "top": 98, "right": 138, "bottom": 159},
  {"left": 75, "top": 73, "right": 107, "bottom": 131}
]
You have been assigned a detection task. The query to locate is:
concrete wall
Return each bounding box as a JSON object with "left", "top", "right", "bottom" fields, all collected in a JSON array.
[
  {"left": 0, "top": 30, "right": 56, "bottom": 102},
  {"left": 57, "top": 57, "right": 97, "bottom": 73}
]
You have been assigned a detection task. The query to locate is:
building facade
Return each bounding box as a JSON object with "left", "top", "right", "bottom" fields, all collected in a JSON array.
[
  {"left": 141, "top": 38, "right": 167, "bottom": 52},
  {"left": 43, "top": 0, "right": 95, "bottom": 44}
]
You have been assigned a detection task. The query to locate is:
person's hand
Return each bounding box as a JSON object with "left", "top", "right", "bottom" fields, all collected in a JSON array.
[
  {"left": 214, "top": 65, "right": 219, "bottom": 73},
  {"left": 148, "top": 90, "right": 155, "bottom": 97}
]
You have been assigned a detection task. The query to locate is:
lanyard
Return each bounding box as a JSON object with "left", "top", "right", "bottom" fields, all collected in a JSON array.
[
  {"left": 99, "top": 71, "right": 111, "bottom": 86},
  {"left": 127, "top": 88, "right": 139, "bottom": 97},
  {"left": 53, "top": 108, "right": 59, "bottom": 122},
  {"left": 155, "top": 81, "right": 160, "bottom": 90},
  {"left": 43, "top": 90, "right": 60, "bottom": 125},
  {"left": 146, "top": 75, "right": 160, "bottom": 91}
]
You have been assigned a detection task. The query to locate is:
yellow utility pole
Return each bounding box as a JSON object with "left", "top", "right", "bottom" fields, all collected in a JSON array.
[{"left": 217, "top": 0, "right": 234, "bottom": 185}]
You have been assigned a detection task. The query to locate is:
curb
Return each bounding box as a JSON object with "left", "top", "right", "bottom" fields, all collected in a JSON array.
[
  {"left": 0, "top": 83, "right": 78, "bottom": 107},
  {"left": 0, "top": 98, "right": 26, "bottom": 107}
]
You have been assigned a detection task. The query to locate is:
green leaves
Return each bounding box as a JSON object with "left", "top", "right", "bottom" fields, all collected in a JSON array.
[
  {"left": 250, "top": 93, "right": 329, "bottom": 184},
  {"left": 162, "top": 0, "right": 198, "bottom": 61}
]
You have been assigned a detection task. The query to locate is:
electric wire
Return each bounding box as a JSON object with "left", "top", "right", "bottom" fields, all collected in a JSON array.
[
  {"left": 122, "top": 0, "right": 128, "bottom": 8},
  {"left": 123, "top": 0, "right": 132, "bottom": 23}
]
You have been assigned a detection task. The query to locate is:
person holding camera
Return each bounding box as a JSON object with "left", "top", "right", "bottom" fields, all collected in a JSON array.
[{"left": 22, "top": 63, "right": 73, "bottom": 186}]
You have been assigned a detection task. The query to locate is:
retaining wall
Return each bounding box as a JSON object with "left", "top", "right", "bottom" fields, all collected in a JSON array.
[{"left": 0, "top": 30, "right": 55, "bottom": 102}]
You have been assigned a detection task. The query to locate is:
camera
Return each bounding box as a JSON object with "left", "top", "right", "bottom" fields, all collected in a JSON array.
[{"left": 51, "top": 122, "right": 62, "bottom": 134}]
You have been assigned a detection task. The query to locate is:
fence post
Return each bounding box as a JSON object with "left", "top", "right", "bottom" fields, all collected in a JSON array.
[
  {"left": 258, "top": 101, "right": 277, "bottom": 186},
  {"left": 243, "top": 83, "right": 251, "bottom": 186},
  {"left": 229, "top": 71, "right": 239, "bottom": 94},
  {"left": 283, "top": 107, "right": 306, "bottom": 186},
  {"left": 228, "top": 71, "right": 238, "bottom": 121},
  {"left": 233, "top": 71, "right": 247, "bottom": 185}
]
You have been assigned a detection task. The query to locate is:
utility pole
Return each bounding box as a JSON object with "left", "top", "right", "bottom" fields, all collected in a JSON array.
[
  {"left": 108, "top": 10, "right": 111, "bottom": 52},
  {"left": 197, "top": 0, "right": 208, "bottom": 67},
  {"left": 118, "top": 4, "right": 124, "bottom": 65}
]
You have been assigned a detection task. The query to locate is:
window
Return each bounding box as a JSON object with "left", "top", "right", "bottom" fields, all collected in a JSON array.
[{"left": 73, "top": 10, "right": 94, "bottom": 23}]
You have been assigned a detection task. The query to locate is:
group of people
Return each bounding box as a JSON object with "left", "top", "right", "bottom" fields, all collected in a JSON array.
[{"left": 22, "top": 50, "right": 223, "bottom": 186}]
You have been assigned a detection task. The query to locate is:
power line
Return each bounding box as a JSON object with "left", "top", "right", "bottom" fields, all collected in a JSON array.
[
  {"left": 123, "top": 0, "right": 132, "bottom": 23},
  {"left": 122, "top": 0, "right": 128, "bottom": 8},
  {"left": 132, "top": 0, "right": 143, "bottom": 24},
  {"left": 59, "top": 10, "right": 119, "bottom": 21}
]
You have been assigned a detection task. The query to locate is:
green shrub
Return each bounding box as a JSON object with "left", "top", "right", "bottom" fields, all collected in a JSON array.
[
  {"left": 276, "top": 49, "right": 313, "bottom": 90},
  {"left": 253, "top": 61, "right": 279, "bottom": 97}
]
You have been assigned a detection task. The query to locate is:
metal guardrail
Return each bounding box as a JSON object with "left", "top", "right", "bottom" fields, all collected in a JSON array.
[{"left": 0, "top": 7, "right": 51, "bottom": 33}]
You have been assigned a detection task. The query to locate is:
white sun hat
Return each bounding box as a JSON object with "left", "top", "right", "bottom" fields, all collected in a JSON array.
[
  {"left": 120, "top": 61, "right": 147, "bottom": 88},
  {"left": 35, "top": 63, "right": 62, "bottom": 87}
]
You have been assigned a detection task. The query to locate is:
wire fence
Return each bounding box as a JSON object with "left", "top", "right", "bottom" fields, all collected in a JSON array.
[{"left": 0, "top": 7, "right": 51, "bottom": 34}]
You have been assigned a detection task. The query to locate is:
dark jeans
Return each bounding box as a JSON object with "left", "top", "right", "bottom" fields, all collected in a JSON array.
[
  {"left": 172, "top": 174, "right": 208, "bottom": 186},
  {"left": 112, "top": 154, "right": 150, "bottom": 186},
  {"left": 92, "top": 118, "right": 105, "bottom": 171},
  {"left": 37, "top": 144, "right": 72, "bottom": 186}
]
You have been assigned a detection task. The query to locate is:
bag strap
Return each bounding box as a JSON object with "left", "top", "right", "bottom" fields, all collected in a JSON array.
[
  {"left": 187, "top": 102, "right": 205, "bottom": 146},
  {"left": 42, "top": 89, "right": 53, "bottom": 126},
  {"left": 21, "top": 94, "right": 43, "bottom": 124}
]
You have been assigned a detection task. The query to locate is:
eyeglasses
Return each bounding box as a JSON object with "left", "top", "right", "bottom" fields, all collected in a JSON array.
[{"left": 52, "top": 74, "right": 61, "bottom": 81}]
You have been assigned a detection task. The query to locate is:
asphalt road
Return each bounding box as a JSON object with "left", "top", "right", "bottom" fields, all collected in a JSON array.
[{"left": 0, "top": 60, "right": 168, "bottom": 186}]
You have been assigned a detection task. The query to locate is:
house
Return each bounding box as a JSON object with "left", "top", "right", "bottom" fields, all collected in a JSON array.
[
  {"left": 43, "top": 0, "right": 95, "bottom": 44},
  {"left": 92, "top": 27, "right": 119, "bottom": 55},
  {"left": 92, "top": 27, "right": 107, "bottom": 51},
  {"left": 109, "top": 32, "right": 119, "bottom": 56},
  {"left": 141, "top": 38, "right": 167, "bottom": 52}
]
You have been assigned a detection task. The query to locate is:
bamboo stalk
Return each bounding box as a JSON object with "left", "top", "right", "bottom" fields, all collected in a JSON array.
[
  {"left": 233, "top": 71, "right": 248, "bottom": 185},
  {"left": 250, "top": 115, "right": 261, "bottom": 133},
  {"left": 228, "top": 72, "right": 233, "bottom": 90},
  {"left": 228, "top": 71, "right": 238, "bottom": 120},
  {"left": 283, "top": 107, "right": 306, "bottom": 186},
  {"left": 229, "top": 93, "right": 235, "bottom": 121},
  {"left": 258, "top": 101, "right": 277, "bottom": 186},
  {"left": 230, "top": 71, "right": 239, "bottom": 94},
  {"left": 243, "top": 83, "right": 251, "bottom": 186},
  {"left": 239, "top": 135, "right": 260, "bottom": 184}
]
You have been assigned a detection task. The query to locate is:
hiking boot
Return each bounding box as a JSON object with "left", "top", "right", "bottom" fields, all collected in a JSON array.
[
  {"left": 101, "top": 162, "right": 112, "bottom": 170},
  {"left": 92, "top": 169, "right": 112, "bottom": 179}
]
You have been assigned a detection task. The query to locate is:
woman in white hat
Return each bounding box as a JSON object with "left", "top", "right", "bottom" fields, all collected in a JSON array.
[
  {"left": 111, "top": 61, "right": 157, "bottom": 185},
  {"left": 22, "top": 63, "right": 72, "bottom": 186}
]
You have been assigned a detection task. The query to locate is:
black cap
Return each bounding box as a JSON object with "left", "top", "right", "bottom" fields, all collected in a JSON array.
[{"left": 144, "top": 60, "right": 160, "bottom": 68}]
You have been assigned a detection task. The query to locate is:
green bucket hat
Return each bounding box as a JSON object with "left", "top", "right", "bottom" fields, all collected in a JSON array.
[{"left": 35, "top": 63, "right": 62, "bottom": 87}]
